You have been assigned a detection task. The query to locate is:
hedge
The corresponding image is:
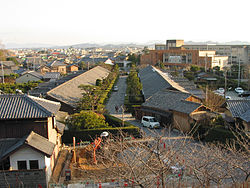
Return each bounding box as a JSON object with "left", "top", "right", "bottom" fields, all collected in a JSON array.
[
  {"left": 104, "top": 114, "right": 134, "bottom": 127},
  {"left": 62, "top": 126, "right": 141, "bottom": 144},
  {"left": 191, "top": 124, "right": 237, "bottom": 144}
]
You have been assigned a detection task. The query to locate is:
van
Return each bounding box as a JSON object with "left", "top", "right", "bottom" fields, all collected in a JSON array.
[{"left": 141, "top": 116, "right": 160, "bottom": 128}]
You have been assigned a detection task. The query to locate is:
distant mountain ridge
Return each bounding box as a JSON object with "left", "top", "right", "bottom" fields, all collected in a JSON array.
[{"left": 4, "top": 40, "right": 250, "bottom": 49}]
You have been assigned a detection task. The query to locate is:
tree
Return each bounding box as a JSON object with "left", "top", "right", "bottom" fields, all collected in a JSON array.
[
  {"left": 203, "top": 89, "right": 225, "bottom": 112},
  {"left": 78, "top": 85, "right": 102, "bottom": 111},
  {"left": 66, "top": 110, "right": 109, "bottom": 130},
  {"left": 127, "top": 71, "right": 142, "bottom": 103},
  {"left": 190, "top": 65, "right": 200, "bottom": 72}
]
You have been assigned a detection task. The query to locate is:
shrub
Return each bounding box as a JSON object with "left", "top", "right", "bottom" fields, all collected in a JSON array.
[
  {"left": 66, "top": 111, "right": 109, "bottom": 131},
  {"left": 62, "top": 127, "right": 141, "bottom": 144}
]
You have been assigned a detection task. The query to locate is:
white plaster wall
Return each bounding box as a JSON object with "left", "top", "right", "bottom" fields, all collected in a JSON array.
[
  {"left": 47, "top": 117, "right": 58, "bottom": 144},
  {"left": 9, "top": 146, "right": 46, "bottom": 170}
]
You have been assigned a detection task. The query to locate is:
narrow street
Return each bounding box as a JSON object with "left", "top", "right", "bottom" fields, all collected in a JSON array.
[{"left": 105, "top": 75, "right": 183, "bottom": 138}]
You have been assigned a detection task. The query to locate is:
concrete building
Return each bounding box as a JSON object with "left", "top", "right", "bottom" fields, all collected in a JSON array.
[
  {"left": 140, "top": 49, "right": 212, "bottom": 68},
  {"left": 183, "top": 44, "right": 250, "bottom": 66},
  {"left": 154, "top": 40, "right": 250, "bottom": 66}
]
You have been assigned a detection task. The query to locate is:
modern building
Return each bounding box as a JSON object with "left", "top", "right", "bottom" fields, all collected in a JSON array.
[
  {"left": 140, "top": 48, "right": 211, "bottom": 68},
  {"left": 183, "top": 44, "right": 250, "bottom": 66},
  {"left": 154, "top": 40, "right": 250, "bottom": 66}
]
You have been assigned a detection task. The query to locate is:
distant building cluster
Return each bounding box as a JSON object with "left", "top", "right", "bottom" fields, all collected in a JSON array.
[{"left": 140, "top": 39, "right": 250, "bottom": 70}]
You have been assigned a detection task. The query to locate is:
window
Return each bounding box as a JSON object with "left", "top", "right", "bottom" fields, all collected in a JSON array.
[
  {"left": 17, "top": 161, "right": 27, "bottom": 170},
  {"left": 29, "top": 160, "right": 39, "bottom": 169}
]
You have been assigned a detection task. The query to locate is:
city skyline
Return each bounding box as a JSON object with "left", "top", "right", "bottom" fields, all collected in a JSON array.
[{"left": 1, "top": 0, "right": 249, "bottom": 47}]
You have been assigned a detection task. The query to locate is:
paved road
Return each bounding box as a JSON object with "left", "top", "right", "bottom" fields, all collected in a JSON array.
[
  {"left": 105, "top": 75, "right": 127, "bottom": 114},
  {"left": 105, "top": 76, "right": 183, "bottom": 138}
]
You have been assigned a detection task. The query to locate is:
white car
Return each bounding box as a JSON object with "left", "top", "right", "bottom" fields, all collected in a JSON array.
[
  {"left": 113, "top": 86, "right": 118, "bottom": 91},
  {"left": 235, "top": 87, "right": 244, "bottom": 94},
  {"left": 141, "top": 116, "right": 160, "bottom": 128},
  {"left": 217, "top": 88, "right": 225, "bottom": 94}
]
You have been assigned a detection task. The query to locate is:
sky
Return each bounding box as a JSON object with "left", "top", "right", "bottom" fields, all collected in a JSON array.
[{"left": 0, "top": 0, "right": 249, "bottom": 46}]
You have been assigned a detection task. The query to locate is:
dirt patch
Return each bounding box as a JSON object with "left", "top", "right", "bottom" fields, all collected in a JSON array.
[{"left": 68, "top": 145, "right": 120, "bottom": 182}]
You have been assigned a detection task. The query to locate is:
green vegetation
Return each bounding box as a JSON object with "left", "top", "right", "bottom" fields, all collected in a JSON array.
[
  {"left": 126, "top": 65, "right": 143, "bottom": 103},
  {"left": 0, "top": 81, "right": 42, "bottom": 94},
  {"left": 62, "top": 126, "right": 141, "bottom": 143},
  {"left": 127, "top": 53, "right": 140, "bottom": 65},
  {"left": 66, "top": 110, "right": 109, "bottom": 131},
  {"left": 6, "top": 57, "right": 19, "bottom": 65}
]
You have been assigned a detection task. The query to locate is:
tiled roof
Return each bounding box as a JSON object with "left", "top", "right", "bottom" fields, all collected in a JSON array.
[
  {"left": 47, "top": 61, "right": 66, "bottom": 67},
  {"left": 25, "top": 71, "right": 43, "bottom": 79},
  {"left": 0, "top": 138, "right": 20, "bottom": 160},
  {"left": 29, "top": 71, "right": 85, "bottom": 96},
  {"left": 142, "top": 89, "right": 202, "bottom": 114},
  {"left": 56, "top": 121, "right": 65, "bottom": 134},
  {"left": 139, "top": 66, "right": 204, "bottom": 100},
  {"left": 47, "top": 66, "right": 110, "bottom": 107},
  {"left": 0, "top": 131, "right": 55, "bottom": 160},
  {"left": 0, "top": 94, "right": 60, "bottom": 120},
  {"left": 240, "top": 109, "right": 250, "bottom": 122},
  {"left": 139, "top": 66, "right": 173, "bottom": 100},
  {"left": 227, "top": 100, "right": 250, "bottom": 118},
  {"left": 43, "top": 72, "right": 61, "bottom": 79}
]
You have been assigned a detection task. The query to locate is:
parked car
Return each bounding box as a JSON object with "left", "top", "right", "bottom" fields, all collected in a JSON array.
[
  {"left": 235, "top": 87, "right": 244, "bottom": 94},
  {"left": 141, "top": 116, "right": 160, "bottom": 128},
  {"left": 113, "top": 86, "right": 118, "bottom": 91},
  {"left": 238, "top": 91, "right": 250, "bottom": 97},
  {"left": 217, "top": 88, "right": 225, "bottom": 94},
  {"left": 225, "top": 96, "right": 231, "bottom": 100}
]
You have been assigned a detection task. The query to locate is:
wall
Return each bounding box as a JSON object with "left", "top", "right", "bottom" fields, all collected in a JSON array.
[
  {"left": 10, "top": 146, "right": 46, "bottom": 170},
  {"left": 0, "top": 118, "right": 48, "bottom": 139},
  {"left": 140, "top": 49, "right": 201, "bottom": 68},
  {"left": 173, "top": 111, "right": 191, "bottom": 133},
  {"left": 0, "top": 169, "right": 47, "bottom": 188}
]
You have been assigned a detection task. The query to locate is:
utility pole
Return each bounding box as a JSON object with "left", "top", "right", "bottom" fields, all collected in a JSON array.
[
  {"left": 238, "top": 53, "right": 241, "bottom": 87},
  {"left": 224, "top": 69, "right": 227, "bottom": 99},
  {"left": 121, "top": 105, "right": 125, "bottom": 127},
  {"left": 1, "top": 61, "right": 4, "bottom": 84}
]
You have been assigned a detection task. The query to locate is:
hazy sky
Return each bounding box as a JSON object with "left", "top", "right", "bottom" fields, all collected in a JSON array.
[{"left": 0, "top": 0, "right": 249, "bottom": 46}]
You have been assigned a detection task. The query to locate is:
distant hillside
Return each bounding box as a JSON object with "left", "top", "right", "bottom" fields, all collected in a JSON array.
[{"left": 5, "top": 40, "right": 250, "bottom": 49}]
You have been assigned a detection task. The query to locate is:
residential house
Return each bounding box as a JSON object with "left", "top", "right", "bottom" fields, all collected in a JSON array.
[
  {"left": 43, "top": 72, "right": 61, "bottom": 82},
  {"left": 139, "top": 65, "right": 204, "bottom": 100},
  {"left": 40, "top": 61, "right": 67, "bottom": 75},
  {"left": 66, "top": 64, "right": 79, "bottom": 73},
  {"left": 0, "top": 94, "right": 65, "bottom": 187},
  {"left": 16, "top": 71, "right": 43, "bottom": 83},
  {"left": 135, "top": 89, "right": 209, "bottom": 133},
  {"left": 0, "top": 61, "right": 19, "bottom": 77},
  {"left": 46, "top": 66, "right": 110, "bottom": 113},
  {"left": 226, "top": 100, "right": 250, "bottom": 131}
]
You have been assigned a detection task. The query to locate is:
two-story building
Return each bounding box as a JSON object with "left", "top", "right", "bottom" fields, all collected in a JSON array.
[{"left": 0, "top": 94, "right": 64, "bottom": 187}]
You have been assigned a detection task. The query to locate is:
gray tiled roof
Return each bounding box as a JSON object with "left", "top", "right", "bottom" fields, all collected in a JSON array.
[
  {"left": 47, "top": 61, "right": 66, "bottom": 67},
  {"left": 0, "top": 94, "right": 60, "bottom": 120},
  {"left": 139, "top": 66, "right": 204, "bottom": 100},
  {"left": 56, "top": 121, "right": 66, "bottom": 134},
  {"left": 139, "top": 66, "right": 173, "bottom": 100},
  {"left": 24, "top": 71, "right": 43, "bottom": 79},
  {"left": 0, "top": 131, "right": 55, "bottom": 160},
  {"left": 142, "top": 89, "right": 202, "bottom": 114},
  {"left": 0, "top": 138, "right": 20, "bottom": 159},
  {"left": 240, "top": 109, "right": 250, "bottom": 122},
  {"left": 227, "top": 100, "right": 250, "bottom": 118},
  {"left": 29, "top": 71, "right": 85, "bottom": 96},
  {"left": 43, "top": 72, "right": 61, "bottom": 79},
  {"left": 47, "top": 66, "right": 110, "bottom": 107}
]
